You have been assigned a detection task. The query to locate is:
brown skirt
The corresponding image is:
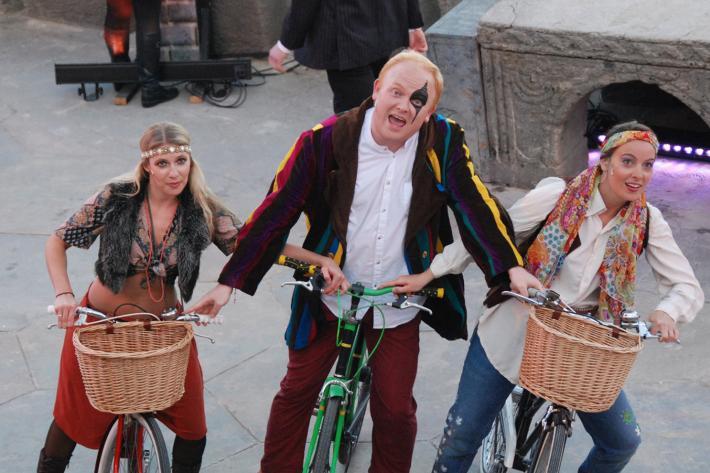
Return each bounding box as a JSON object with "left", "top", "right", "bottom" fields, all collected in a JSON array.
[{"left": 52, "top": 292, "right": 207, "bottom": 449}]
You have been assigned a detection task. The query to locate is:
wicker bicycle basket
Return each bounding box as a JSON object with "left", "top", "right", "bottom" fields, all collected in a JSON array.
[
  {"left": 519, "top": 306, "right": 643, "bottom": 413},
  {"left": 73, "top": 321, "right": 193, "bottom": 414}
]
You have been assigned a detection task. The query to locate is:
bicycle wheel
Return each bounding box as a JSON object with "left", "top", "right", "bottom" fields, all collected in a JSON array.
[
  {"left": 338, "top": 366, "right": 371, "bottom": 470},
  {"left": 529, "top": 425, "right": 567, "bottom": 473},
  {"left": 479, "top": 413, "right": 508, "bottom": 473},
  {"left": 95, "top": 414, "right": 171, "bottom": 473},
  {"left": 311, "top": 397, "right": 341, "bottom": 473}
]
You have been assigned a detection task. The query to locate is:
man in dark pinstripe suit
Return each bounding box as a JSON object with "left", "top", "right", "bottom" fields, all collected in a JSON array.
[{"left": 268, "top": 0, "right": 429, "bottom": 113}]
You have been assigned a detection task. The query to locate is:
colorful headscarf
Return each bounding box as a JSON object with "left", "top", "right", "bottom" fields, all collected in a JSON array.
[
  {"left": 525, "top": 166, "right": 649, "bottom": 324},
  {"left": 600, "top": 130, "right": 659, "bottom": 156}
]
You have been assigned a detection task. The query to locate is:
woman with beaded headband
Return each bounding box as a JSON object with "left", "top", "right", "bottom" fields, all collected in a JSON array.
[
  {"left": 383, "top": 121, "right": 703, "bottom": 473},
  {"left": 38, "top": 122, "right": 346, "bottom": 472}
]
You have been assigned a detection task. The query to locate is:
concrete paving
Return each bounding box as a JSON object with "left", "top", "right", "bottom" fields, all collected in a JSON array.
[{"left": 1, "top": 12, "right": 708, "bottom": 473}]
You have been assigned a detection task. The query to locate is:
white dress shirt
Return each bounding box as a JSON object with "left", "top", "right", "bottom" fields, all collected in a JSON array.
[
  {"left": 322, "top": 108, "right": 424, "bottom": 328},
  {"left": 431, "top": 176, "right": 704, "bottom": 383}
]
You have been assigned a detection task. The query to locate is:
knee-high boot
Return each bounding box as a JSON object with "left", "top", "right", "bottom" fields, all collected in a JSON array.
[
  {"left": 139, "top": 32, "right": 179, "bottom": 108},
  {"left": 36, "top": 448, "right": 71, "bottom": 473}
]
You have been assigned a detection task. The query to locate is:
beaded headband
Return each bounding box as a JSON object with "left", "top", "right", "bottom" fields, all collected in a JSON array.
[
  {"left": 140, "top": 144, "right": 191, "bottom": 159},
  {"left": 600, "top": 130, "right": 659, "bottom": 156}
]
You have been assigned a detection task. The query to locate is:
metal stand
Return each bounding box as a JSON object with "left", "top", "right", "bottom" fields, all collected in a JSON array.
[{"left": 77, "top": 83, "right": 103, "bottom": 101}]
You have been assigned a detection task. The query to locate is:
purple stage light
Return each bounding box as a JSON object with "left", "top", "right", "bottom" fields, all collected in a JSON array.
[
  {"left": 673, "top": 145, "right": 682, "bottom": 152},
  {"left": 662, "top": 144, "right": 671, "bottom": 152},
  {"left": 684, "top": 146, "right": 693, "bottom": 154}
]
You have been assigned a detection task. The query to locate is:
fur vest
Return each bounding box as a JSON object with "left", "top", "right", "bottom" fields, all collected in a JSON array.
[{"left": 94, "top": 181, "right": 211, "bottom": 301}]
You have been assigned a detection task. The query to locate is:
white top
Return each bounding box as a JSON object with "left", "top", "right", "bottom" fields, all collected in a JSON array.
[
  {"left": 431, "top": 176, "right": 704, "bottom": 383},
  {"left": 322, "top": 108, "right": 424, "bottom": 328}
]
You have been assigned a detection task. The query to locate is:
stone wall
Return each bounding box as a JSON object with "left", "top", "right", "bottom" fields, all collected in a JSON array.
[
  {"left": 427, "top": 0, "right": 499, "bottom": 170},
  {"left": 160, "top": 0, "right": 199, "bottom": 61},
  {"left": 476, "top": 0, "right": 710, "bottom": 187}
]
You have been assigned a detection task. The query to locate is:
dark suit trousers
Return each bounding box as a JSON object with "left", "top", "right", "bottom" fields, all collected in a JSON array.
[
  {"left": 326, "top": 57, "right": 388, "bottom": 113},
  {"left": 260, "top": 306, "right": 420, "bottom": 473}
]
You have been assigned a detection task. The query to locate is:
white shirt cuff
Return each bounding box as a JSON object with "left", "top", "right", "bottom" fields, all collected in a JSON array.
[{"left": 276, "top": 40, "right": 292, "bottom": 54}]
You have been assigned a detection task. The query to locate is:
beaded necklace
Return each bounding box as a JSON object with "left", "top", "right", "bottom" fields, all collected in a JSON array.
[{"left": 143, "top": 194, "right": 178, "bottom": 303}]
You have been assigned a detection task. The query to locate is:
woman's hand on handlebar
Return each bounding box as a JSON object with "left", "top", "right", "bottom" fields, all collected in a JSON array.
[
  {"left": 53, "top": 293, "right": 78, "bottom": 328},
  {"left": 318, "top": 257, "right": 350, "bottom": 295},
  {"left": 186, "top": 284, "right": 233, "bottom": 318},
  {"left": 381, "top": 269, "right": 435, "bottom": 295},
  {"left": 648, "top": 310, "right": 679, "bottom": 343},
  {"left": 508, "top": 266, "right": 544, "bottom": 296}
]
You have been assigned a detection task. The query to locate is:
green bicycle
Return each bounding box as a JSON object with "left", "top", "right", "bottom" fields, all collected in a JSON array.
[{"left": 276, "top": 256, "right": 444, "bottom": 473}]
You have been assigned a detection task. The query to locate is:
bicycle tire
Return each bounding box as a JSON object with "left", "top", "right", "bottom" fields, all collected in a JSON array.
[
  {"left": 529, "top": 425, "right": 567, "bottom": 473},
  {"left": 94, "top": 414, "right": 171, "bottom": 473},
  {"left": 338, "top": 366, "right": 371, "bottom": 470},
  {"left": 311, "top": 397, "right": 341, "bottom": 473},
  {"left": 479, "top": 413, "right": 508, "bottom": 473}
]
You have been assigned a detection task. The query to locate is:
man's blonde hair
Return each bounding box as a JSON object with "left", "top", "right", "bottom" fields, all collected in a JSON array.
[{"left": 377, "top": 49, "right": 444, "bottom": 108}]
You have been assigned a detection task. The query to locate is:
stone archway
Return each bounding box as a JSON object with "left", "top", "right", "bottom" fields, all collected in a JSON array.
[{"left": 472, "top": 0, "right": 710, "bottom": 187}]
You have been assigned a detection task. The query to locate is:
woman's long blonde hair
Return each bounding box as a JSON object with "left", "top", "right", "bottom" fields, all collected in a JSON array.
[{"left": 113, "top": 122, "right": 222, "bottom": 236}]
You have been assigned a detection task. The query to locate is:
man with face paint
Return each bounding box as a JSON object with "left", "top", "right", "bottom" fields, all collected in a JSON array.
[
  {"left": 267, "top": 0, "right": 429, "bottom": 113},
  {"left": 190, "top": 50, "right": 541, "bottom": 473}
]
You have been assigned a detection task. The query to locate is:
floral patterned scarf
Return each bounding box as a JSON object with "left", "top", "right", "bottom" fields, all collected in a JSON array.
[{"left": 525, "top": 166, "right": 648, "bottom": 324}]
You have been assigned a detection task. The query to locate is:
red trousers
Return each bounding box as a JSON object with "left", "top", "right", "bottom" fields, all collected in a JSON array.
[
  {"left": 52, "top": 293, "right": 207, "bottom": 449},
  {"left": 261, "top": 309, "right": 421, "bottom": 473}
]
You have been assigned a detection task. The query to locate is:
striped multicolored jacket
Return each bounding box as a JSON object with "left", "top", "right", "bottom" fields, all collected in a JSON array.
[{"left": 219, "top": 99, "right": 523, "bottom": 349}]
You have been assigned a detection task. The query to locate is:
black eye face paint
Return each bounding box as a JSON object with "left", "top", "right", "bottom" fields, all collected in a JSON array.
[{"left": 409, "top": 82, "right": 428, "bottom": 122}]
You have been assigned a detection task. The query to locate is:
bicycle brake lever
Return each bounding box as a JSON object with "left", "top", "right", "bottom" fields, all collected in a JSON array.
[
  {"left": 281, "top": 280, "right": 315, "bottom": 292},
  {"left": 401, "top": 301, "right": 432, "bottom": 315},
  {"left": 387, "top": 298, "right": 433, "bottom": 315},
  {"left": 46, "top": 312, "right": 88, "bottom": 329}
]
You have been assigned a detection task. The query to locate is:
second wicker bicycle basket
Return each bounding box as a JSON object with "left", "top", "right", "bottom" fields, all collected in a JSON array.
[{"left": 519, "top": 306, "right": 643, "bottom": 413}]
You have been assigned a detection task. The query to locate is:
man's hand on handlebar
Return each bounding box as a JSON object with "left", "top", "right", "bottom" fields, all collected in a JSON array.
[
  {"left": 319, "top": 257, "right": 350, "bottom": 295},
  {"left": 508, "top": 266, "right": 544, "bottom": 296}
]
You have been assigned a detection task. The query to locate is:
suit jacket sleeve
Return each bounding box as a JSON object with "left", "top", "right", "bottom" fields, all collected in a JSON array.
[
  {"left": 218, "top": 129, "right": 318, "bottom": 295},
  {"left": 407, "top": 0, "right": 424, "bottom": 28},
  {"left": 443, "top": 123, "right": 523, "bottom": 285},
  {"left": 280, "top": 0, "right": 323, "bottom": 51}
]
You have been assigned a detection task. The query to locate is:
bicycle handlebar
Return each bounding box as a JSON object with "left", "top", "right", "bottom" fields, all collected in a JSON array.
[
  {"left": 503, "top": 289, "right": 670, "bottom": 342},
  {"left": 276, "top": 255, "right": 445, "bottom": 299},
  {"left": 47, "top": 305, "right": 222, "bottom": 328}
]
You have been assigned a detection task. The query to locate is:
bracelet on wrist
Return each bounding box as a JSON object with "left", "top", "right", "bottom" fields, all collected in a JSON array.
[{"left": 55, "top": 291, "right": 75, "bottom": 298}]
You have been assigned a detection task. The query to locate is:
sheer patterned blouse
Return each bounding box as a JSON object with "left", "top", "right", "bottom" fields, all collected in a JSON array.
[{"left": 55, "top": 185, "right": 241, "bottom": 278}]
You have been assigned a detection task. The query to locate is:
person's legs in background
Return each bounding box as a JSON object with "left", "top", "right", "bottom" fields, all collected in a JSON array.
[
  {"left": 432, "top": 332, "right": 515, "bottom": 473},
  {"left": 577, "top": 390, "right": 642, "bottom": 473},
  {"left": 326, "top": 57, "right": 387, "bottom": 114},
  {"left": 104, "top": 0, "right": 132, "bottom": 62},
  {"left": 133, "top": 0, "right": 179, "bottom": 107}
]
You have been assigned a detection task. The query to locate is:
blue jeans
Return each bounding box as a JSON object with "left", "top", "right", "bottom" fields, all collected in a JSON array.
[{"left": 432, "top": 332, "right": 641, "bottom": 473}]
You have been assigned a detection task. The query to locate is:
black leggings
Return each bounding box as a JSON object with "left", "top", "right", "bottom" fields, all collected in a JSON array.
[
  {"left": 104, "top": 0, "right": 161, "bottom": 60},
  {"left": 42, "top": 420, "right": 206, "bottom": 466}
]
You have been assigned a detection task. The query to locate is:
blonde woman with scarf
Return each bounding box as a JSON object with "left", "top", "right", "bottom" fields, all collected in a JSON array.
[{"left": 384, "top": 121, "right": 704, "bottom": 473}]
